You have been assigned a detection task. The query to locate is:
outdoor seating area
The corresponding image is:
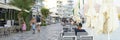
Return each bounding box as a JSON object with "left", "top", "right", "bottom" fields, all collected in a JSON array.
[
  {"left": 0, "top": 26, "right": 17, "bottom": 37},
  {"left": 59, "top": 24, "right": 93, "bottom": 40},
  {"left": 0, "top": 3, "right": 20, "bottom": 37}
]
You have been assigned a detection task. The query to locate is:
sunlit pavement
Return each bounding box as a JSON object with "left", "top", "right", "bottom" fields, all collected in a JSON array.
[
  {"left": 82, "top": 21, "right": 120, "bottom": 40},
  {"left": 0, "top": 23, "right": 63, "bottom": 40}
]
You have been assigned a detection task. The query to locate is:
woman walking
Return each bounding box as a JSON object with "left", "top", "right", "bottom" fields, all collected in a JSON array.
[
  {"left": 22, "top": 21, "right": 26, "bottom": 32},
  {"left": 37, "top": 23, "right": 41, "bottom": 32}
]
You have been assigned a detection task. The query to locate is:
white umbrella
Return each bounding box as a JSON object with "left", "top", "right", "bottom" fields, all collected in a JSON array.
[
  {"left": 0, "top": 4, "right": 21, "bottom": 11},
  {"left": 0, "top": 4, "right": 29, "bottom": 13}
]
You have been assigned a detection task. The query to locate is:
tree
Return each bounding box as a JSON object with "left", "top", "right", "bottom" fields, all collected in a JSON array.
[
  {"left": 118, "top": 13, "right": 120, "bottom": 20},
  {"left": 9, "top": 0, "right": 34, "bottom": 30},
  {"left": 41, "top": 8, "right": 50, "bottom": 26},
  {"left": 41, "top": 8, "right": 50, "bottom": 18}
]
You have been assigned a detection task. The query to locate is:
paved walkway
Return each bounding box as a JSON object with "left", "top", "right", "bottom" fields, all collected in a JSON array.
[
  {"left": 0, "top": 23, "right": 63, "bottom": 40},
  {"left": 1, "top": 22, "right": 120, "bottom": 40}
]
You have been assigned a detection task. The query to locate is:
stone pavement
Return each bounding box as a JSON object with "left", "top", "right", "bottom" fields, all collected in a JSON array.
[
  {"left": 0, "top": 23, "right": 63, "bottom": 40},
  {"left": 1, "top": 22, "right": 120, "bottom": 40}
]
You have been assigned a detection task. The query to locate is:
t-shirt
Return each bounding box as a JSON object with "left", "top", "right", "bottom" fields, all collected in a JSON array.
[
  {"left": 74, "top": 28, "right": 86, "bottom": 35},
  {"left": 36, "top": 16, "right": 40, "bottom": 22},
  {"left": 32, "top": 24, "right": 36, "bottom": 29}
]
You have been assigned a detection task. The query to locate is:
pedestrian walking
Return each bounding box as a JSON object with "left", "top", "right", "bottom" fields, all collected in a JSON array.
[
  {"left": 36, "top": 23, "right": 41, "bottom": 32},
  {"left": 36, "top": 15, "right": 41, "bottom": 32},
  {"left": 31, "top": 23, "right": 36, "bottom": 34},
  {"left": 30, "top": 18, "right": 36, "bottom": 34},
  {"left": 22, "top": 21, "right": 26, "bottom": 32}
]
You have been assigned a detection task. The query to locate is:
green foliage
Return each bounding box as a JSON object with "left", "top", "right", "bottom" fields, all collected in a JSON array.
[
  {"left": 9, "top": 0, "right": 34, "bottom": 10},
  {"left": 25, "top": 13, "right": 31, "bottom": 31},
  {"left": 21, "top": 12, "right": 31, "bottom": 31},
  {"left": 41, "top": 23, "right": 47, "bottom": 26},
  {"left": 21, "top": 12, "right": 29, "bottom": 19},
  {"left": 41, "top": 8, "right": 50, "bottom": 18},
  {"left": 9, "top": 0, "right": 34, "bottom": 19},
  {"left": 9, "top": 0, "right": 34, "bottom": 30},
  {"left": 41, "top": 7, "right": 50, "bottom": 26}
]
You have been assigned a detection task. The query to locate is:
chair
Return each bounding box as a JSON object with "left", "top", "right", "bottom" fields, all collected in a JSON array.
[
  {"left": 62, "top": 32, "right": 76, "bottom": 40},
  {"left": 63, "top": 25, "right": 70, "bottom": 28},
  {"left": 77, "top": 32, "right": 88, "bottom": 36},
  {"left": 63, "top": 37, "right": 74, "bottom": 40},
  {"left": 0, "top": 27, "right": 4, "bottom": 37},
  {"left": 63, "top": 28, "right": 68, "bottom": 32},
  {"left": 77, "top": 32, "right": 88, "bottom": 40},
  {"left": 63, "top": 26, "right": 72, "bottom": 32},
  {"left": 79, "top": 35, "right": 93, "bottom": 40},
  {"left": 60, "top": 30, "right": 77, "bottom": 40},
  {"left": 4, "top": 27, "right": 10, "bottom": 36},
  {"left": 63, "top": 32, "right": 75, "bottom": 36},
  {"left": 10, "top": 26, "right": 16, "bottom": 33}
]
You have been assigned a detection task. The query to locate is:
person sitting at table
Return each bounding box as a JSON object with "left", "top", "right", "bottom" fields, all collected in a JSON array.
[{"left": 74, "top": 23, "right": 87, "bottom": 35}]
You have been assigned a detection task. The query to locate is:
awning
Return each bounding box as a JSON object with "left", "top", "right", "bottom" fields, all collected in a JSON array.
[
  {"left": 0, "top": 4, "right": 21, "bottom": 11},
  {"left": 0, "top": 4, "right": 29, "bottom": 13}
]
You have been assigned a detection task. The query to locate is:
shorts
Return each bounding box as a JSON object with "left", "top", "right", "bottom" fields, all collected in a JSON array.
[
  {"left": 32, "top": 29, "right": 35, "bottom": 31},
  {"left": 36, "top": 22, "right": 41, "bottom": 25}
]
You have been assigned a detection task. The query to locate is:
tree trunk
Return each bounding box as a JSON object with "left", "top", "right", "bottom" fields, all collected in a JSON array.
[
  {"left": 103, "top": 12, "right": 109, "bottom": 34},
  {"left": 17, "top": 11, "right": 22, "bottom": 30}
]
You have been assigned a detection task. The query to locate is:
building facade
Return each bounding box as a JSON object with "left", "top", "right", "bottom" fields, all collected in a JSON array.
[
  {"left": 62, "top": 0, "right": 74, "bottom": 18},
  {"left": 57, "top": 0, "right": 64, "bottom": 17},
  {"left": 32, "top": 0, "right": 43, "bottom": 18}
]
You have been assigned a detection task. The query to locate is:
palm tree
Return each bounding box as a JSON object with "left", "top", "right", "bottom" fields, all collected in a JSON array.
[
  {"left": 41, "top": 7, "right": 50, "bottom": 26},
  {"left": 9, "top": 0, "right": 34, "bottom": 30},
  {"left": 41, "top": 8, "right": 50, "bottom": 18}
]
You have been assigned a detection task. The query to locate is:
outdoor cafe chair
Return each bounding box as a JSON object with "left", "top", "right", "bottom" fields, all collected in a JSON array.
[
  {"left": 79, "top": 35, "right": 93, "bottom": 40},
  {"left": 63, "top": 32, "right": 75, "bottom": 36},
  {"left": 0, "top": 27, "right": 4, "bottom": 37},
  {"left": 62, "top": 32, "right": 77, "bottom": 40},
  {"left": 62, "top": 37, "right": 75, "bottom": 40},
  {"left": 77, "top": 32, "right": 88, "bottom": 40},
  {"left": 77, "top": 32, "right": 88, "bottom": 36}
]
